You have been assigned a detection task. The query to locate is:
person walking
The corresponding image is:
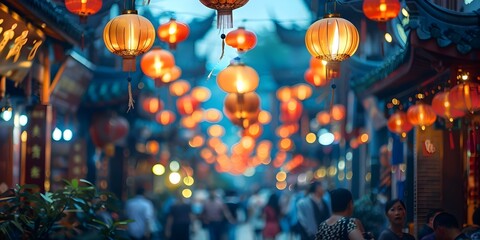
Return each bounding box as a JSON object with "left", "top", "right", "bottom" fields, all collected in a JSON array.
[
  {"left": 378, "top": 199, "right": 415, "bottom": 240},
  {"left": 297, "top": 181, "right": 331, "bottom": 240},
  {"left": 164, "top": 193, "right": 194, "bottom": 240},
  {"left": 262, "top": 193, "right": 282, "bottom": 240},
  {"left": 125, "top": 186, "right": 159, "bottom": 240},
  {"left": 315, "top": 188, "right": 365, "bottom": 240}
]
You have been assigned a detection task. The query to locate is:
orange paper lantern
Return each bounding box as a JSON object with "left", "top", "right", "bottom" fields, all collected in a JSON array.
[
  {"left": 140, "top": 47, "right": 175, "bottom": 81},
  {"left": 155, "top": 110, "right": 176, "bottom": 125},
  {"left": 387, "top": 111, "right": 413, "bottom": 135},
  {"left": 65, "top": 0, "right": 102, "bottom": 22},
  {"left": 217, "top": 61, "right": 259, "bottom": 94},
  {"left": 142, "top": 97, "right": 163, "bottom": 114},
  {"left": 449, "top": 82, "right": 480, "bottom": 114},
  {"left": 169, "top": 80, "right": 191, "bottom": 97},
  {"left": 407, "top": 103, "right": 437, "bottom": 129},
  {"left": 225, "top": 27, "right": 257, "bottom": 53},
  {"left": 304, "top": 68, "right": 329, "bottom": 88},
  {"left": 431, "top": 91, "right": 465, "bottom": 122},
  {"left": 157, "top": 18, "right": 190, "bottom": 50},
  {"left": 280, "top": 99, "right": 303, "bottom": 123},
  {"left": 176, "top": 95, "right": 200, "bottom": 116},
  {"left": 224, "top": 92, "right": 260, "bottom": 128},
  {"left": 199, "top": 0, "right": 249, "bottom": 29},
  {"left": 157, "top": 66, "right": 181, "bottom": 86},
  {"left": 363, "top": 0, "right": 401, "bottom": 22}
]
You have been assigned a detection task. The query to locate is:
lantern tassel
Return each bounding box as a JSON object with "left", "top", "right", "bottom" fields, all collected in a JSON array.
[
  {"left": 127, "top": 77, "right": 135, "bottom": 112},
  {"left": 207, "top": 34, "right": 226, "bottom": 80}
]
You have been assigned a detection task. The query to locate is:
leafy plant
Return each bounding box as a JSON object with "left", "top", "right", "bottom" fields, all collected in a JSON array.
[{"left": 0, "top": 179, "right": 131, "bottom": 240}]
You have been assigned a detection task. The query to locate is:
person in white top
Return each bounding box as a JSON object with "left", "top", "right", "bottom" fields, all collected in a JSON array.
[{"left": 125, "top": 186, "right": 158, "bottom": 240}]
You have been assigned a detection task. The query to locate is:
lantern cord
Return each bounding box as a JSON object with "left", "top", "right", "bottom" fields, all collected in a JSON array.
[
  {"left": 207, "top": 34, "right": 226, "bottom": 80},
  {"left": 329, "top": 81, "right": 336, "bottom": 113},
  {"left": 127, "top": 76, "right": 135, "bottom": 112}
]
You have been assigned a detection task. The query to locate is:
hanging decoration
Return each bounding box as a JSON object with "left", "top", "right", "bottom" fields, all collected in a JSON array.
[
  {"left": 155, "top": 110, "right": 176, "bottom": 125},
  {"left": 431, "top": 91, "right": 465, "bottom": 122},
  {"left": 224, "top": 92, "right": 260, "bottom": 129},
  {"left": 157, "top": 18, "right": 190, "bottom": 50},
  {"left": 362, "top": 0, "right": 401, "bottom": 22},
  {"left": 280, "top": 99, "right": 303, "bottom": 123},
  {"left": 225, "top": 27, "right": 257, "bottom": 53},
  {"left": 449, "top": 82, "right": 480, "bottom": 114},
  {"left": 217, "top": 59, "right": 259, "bottom": 94},
  {"left": 65, "top": 0, "right": 103, "bottom": 22},
  {"left": 305, "top": 14, "right": 359, "bottom": 62},
  {"left": 387, "top": 111, "right": 412, "bottom": 136},
  {"left": 176, "top": 95, "right": 200, "bottom": 116},
  {"left": 142, "top": 97, "right": 163, "bottom": 114},
  {"left": 103, "top": 8, "right": 156, "bottom": 110},
  {"left": 199, "top": 0, "right": 249, "bottom": 30},
  {"left": 140, "top": 47, "right": 175, "bottom": 82},
  {"left": 407, "top": 103, "right": 437, "bottom": 130}
]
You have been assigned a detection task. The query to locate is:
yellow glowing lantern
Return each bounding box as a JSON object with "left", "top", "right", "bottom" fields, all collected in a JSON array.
[
  {"left": 407, "top": 103, "right": 437, "bottom": 130},
  {"left": 157, "top": 18, "right": 190, "bottom": 50},
  {"left": 217, "top": 61, "right": 259, "bottom": 94},
  {"left": 276, "top": 86, "right": 293, "bottom": 102},
  {"left": 305, "top": 14, "right": 359, "bottom": 62},
  {"left": 208, "top": 124, "right": 225, "bottom": 137},
  {"left": 292, "top": 83, "right": 313, "bottom": 101},
  {"left": 257, "top": 110, "right": 272, "bottom": 124},
  {"left": 191, "top": 86, "right": 211, "bottom": 102},
  {"left": 224, "top": 92, "right": 260, "bottom": 128},
  {"left": 169, "top": 80, "right": 191, "bottom": 97}
]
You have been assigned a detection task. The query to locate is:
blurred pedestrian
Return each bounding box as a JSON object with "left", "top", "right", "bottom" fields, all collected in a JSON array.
[
  {"left": 463, "top": 207, "right": 480, "bottom": 239},
  {"left": 164, "top": 192, "right": 194, "bottom": 240},
  {"left": 262, "top": 193, "right": 282, "bottom": 240},
  {"left": 297, "top": 181, "right": 330, "bottom": 240},
  {"left": 201, "top": 189, "right": 235, "bottom": 240},
  {"left": 378, "top": 199, "right": 415, "bottom": 240},
  {"left": 248, "top": 187, "right": 266, "bottom": 240},
  {"left": 434, "top": 212, "right": 469, "bottom": 240},
  {"left": 125, "top": 186, "right": 159, "bottom": 240},
  {"left": 418, "top": 208, "right": 444, "bottom": 240},
  {"left": 315, "top": 188, "right": 365, "bottom": 240}
]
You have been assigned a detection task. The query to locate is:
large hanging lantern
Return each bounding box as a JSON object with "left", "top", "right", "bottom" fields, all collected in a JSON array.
[
  {"left": 140, "top": 47, "right": 175, "bottom": 81},
  {"left": 387, "top": 111, "right": 413, "bottom": 136},
  {"left": 449, "top": 82, "right": 480, "bottom": 114},
  {"left": 407, "top": 103, "right": 437, "bottom": 130},
  {"left": 65, "top": 0, "right": 102, "bottom": 22},
  {"left": 157, "top": 18, "right": 190, "bottom": 50},
  {"left": 432, "top": 91, "right": 465, "bottom": 122},
  {"left": 363, "top": 0, "right": 401, "bottom": 22},
  {"left": 217, "top": 61, "right": 259, "bottom": 94},
  {"left": 225, "top": 27, "right": 257, "bottom": 53},
  {"left": 305, "top": 14, "right": 359, "bottom": 62},
  {"left": 224, "top": 92, "right": 260, "bottom": 128},
  {"left": 103, "top": 10, "right": 155, "bottom": 72},
  {"left": 199, "top": 0, "right": 249, "bottom": 30}
]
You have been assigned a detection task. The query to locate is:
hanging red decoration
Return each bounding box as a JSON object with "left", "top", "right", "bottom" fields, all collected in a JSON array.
[
  {"left": 280, "top": 99, "right": 303, "bottom": 123},
  {"left": 387, "top": 111, "right": 412, "bottom": 136},
  {"left": 65, "top": 0, "right": 102, "bottom": 22},
  {"left": 407, "top": 103, "right": 437, "bottom": 130},
  {"left": 199, "top": 0, "right": 249, "bottom": 30},
  {"left": 449, "top": 82, "right": 480, "bottom": 114},
  {"left": 363, "top": 0, "right": 401, "bottom": 22},
  {"left": 225, "top": 27, "right": 257, "bottom": 53},
  {"left": 431, "top": 91, "right": 465, "bottom": 122},
  {"left": 176, "top": 95, "right": 200, "bottom": 116},
  {"left": 224, "top": 92, "right": 260, "bottom": 128},
  {"left": 157, "top": 18, "right": 190, "bottom": 50},
  {"left": 140, "top": 47, "right": 176, "bottom": 81}
]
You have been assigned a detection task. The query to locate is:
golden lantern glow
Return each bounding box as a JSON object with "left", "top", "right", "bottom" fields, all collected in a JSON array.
[
  {"left": 244, "top": 123, "right": 263, "bottom": 139},
  {"left": 387, "top": 111, "right": 412, "bottom": 135},
  {"left": 189, "top": 135, "right": 205, "bottom": 148},
  {"left": 169, "top": 80, "right": 191, "bottom": 97},
  {"left": 449, "top": 82, "right": 480, "bottom": 114},
  {"left": 204, "top": 108, "right": 223, "bottom": 123},
  {"left": 304, "top": 68, "right": 330, "bottom": 88},
  {"left": 208, "top": 137, "right": 222, "bottom": 149},
  {"left": 199, "top": 0, "right": 249, "bottom": 29},
  {"left": 146, "top": 140, "right": 159, "bottom": 154},
  {"left": 309, "top": 57, "right": 340, "bottom": 79},
  {"left": 276, "top": 86, "right": 293, "bottom": 102},
  {"left": 140, "top": 47, "right": 175, "bottom": 81},
  {"left": 407, "top": 103, "right": 437, "bottom": 130},
  {"left": 280, "top": 99, "right": 303, "bottom": 123},
  {"left": 103, "top": 10, "right": 155, "bottom": 71},
  {"left": 191, "top": 109, "right": 204, "bottom": 123},
  {"left": 158, "top": 66, "right": 181, "bottom": 85},
  {"left": 177, "top": 95, "right": 200, "bottom": 116},
  {"left": 142, "top": 97, "right": 163, "bottom": 114},
  {"left": 432, "top": 91, "right": 465, "bottom": 122},
  {"left": 157, "top": 18, "right": 190, "bottom": 50},
  {"left": 305, "top": 14, "right": 359, "bottom": 62},
  {"left": 224, "top": 92, "right": 260, "bottom": 128},
  {"left": 278, "top": 138, "right": 293, "bottom": 151},
  {"left": 240, "top": 136, "right": 256, "bottom": 152},
  {"left": 316, "top": 111, "right": 331, "bottom": 125},
  {"left": 331, "top": 104, "right": 346, "bottom": 121},
  {"left": 180, "top": 116, "right": 198, "bottom": 129},
  {"left": 257, "top": 110, "right": 272, "bottom": 124},
  {"left": 363, "top": 0, "right": 401, "bottom": 22},
  {"left": 217, "top": 61, "right": 259, "bottom": 94},
  {"left": 225, "top": 27, "right": 257, "bottom": 52},
  {"left": 191, "top": 86, "right": 211, "bottom": 102},
  {"left": 292, "top": 83, "right": 312, "bottom": 100},
  {"left": 155, "top": 110, "right": 176, "bottom": 125},
  {"left": 65, "top": 0, "right": 102, "bottom": 21},
  {"left": 208, "top": 124, "right": 225, "bottom": 137}
]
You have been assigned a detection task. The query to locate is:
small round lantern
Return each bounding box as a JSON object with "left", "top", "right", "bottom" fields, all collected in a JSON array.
[
  {"left": 331, "top": 104, "right": 346, "bottom": 121},
  {"left": 142, "top": 97, "right": 163, "bottom": 114},
  {"left": 155, "top": 110, "right": 176, "bottom": 125},
  {"left": 292, "top": 83, "right": 312, "bottom": 101},
  {"left": 140, "top": 47, "right": 175, "bottom": 81},
  {"left": 217, "top": 61, "right": 259, "bottom": 94},
  {"left": 169, "top": 80, "right": 191, "bottom": 97},
  {"left": 191, "top": 86, "right": 212, "bottom": 102},
  {"left": 65, "top": 0, "right": 102, "bottom": 22},
  {"left": 158, "top": 66, "right": 181, "bottom": 86},
  {"left": 304, "top": 68, "right": 329, "bottom": 88},
  {"left": 103, "top": 10, "right": 155, "bottom": 72},
  {"left": 199, "top": 0, "right": 249, "bottom": 29},
  {"left": 276, "top": 86, "right": 293, "bottom": 102},
  {"left": 305, "top": 14, "right": 360, "bottom": 62},
  {"left": 225, "top": 27, "right": 257, "bottom": 53},
  {"left": 432, "top": 91, "right": 465, "bottom": 122},
  {"left": 407, "top": 103, "right": 437, "bottom": 130},
  {"left": 387, "top": 111, "right": 413, "bottom": 135},
  {"left": 176, "top": 95, "right": 200, "bottom": 116},
  {"left": 280, "top": 99, "right": 303, "bottom": 123},
  {"left": 224, "top": 92, "right": 260, "bottom": 128},
  {"left": 449, "top": 82, "right": 480, "bottom": 114},
  {"left": 157, "top": 18, "right": 190, "bottom": 50},
  {"left": 363, "top": 0, "right": 401, "bottom": 22}
]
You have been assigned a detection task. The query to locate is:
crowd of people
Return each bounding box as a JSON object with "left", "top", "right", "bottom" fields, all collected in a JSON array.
[{"left": 121, "top": 183, "right": 480, "bottom": 240}]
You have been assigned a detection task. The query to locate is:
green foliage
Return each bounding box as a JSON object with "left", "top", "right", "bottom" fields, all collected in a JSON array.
[
  {"left": 353, "top": 193, "right": 387, "bottom": 238},
  {"left": 0, "top": 179, "right": 130, "bottom": 240}
]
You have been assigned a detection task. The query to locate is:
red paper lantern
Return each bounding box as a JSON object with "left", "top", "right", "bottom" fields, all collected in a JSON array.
[
  {"left": 431, "top": 91, "right": 465, "bottom": 122},
  {"left": 280, "top": 99, "right": 303, "bottom": 123},
  {"left": 387, "top": 111, "right": 412, "bottom": 135},
  {"left": 89, "top": 115, "right": 129, "bottom": 148},
  {"left": 449, "top": 82, "right": 480, "bottom": 114},
  {"left": 225, "top": 27, "right": 257, "bottom": 53},
  {"left": 65, "top": 0, "right": 102, "bottom": 22},
  {"left": 217, "top": 61, "right": 259, "bottom": 94},
  {"left": 157, "top": 18, "right": 190, "bottom": 50},
  {"left": 407, "top": 103, "right": 437, "bottom": 129},
  {"left": 363, "top": 0, "right": 401, "bottom": 22},
  {"left": 176, "top": 95, "right": 200, "bottom": 116},
  {"left": 140, "top": 47, "right": 175, "bottom": 81},
  {"left": 199, "top": 0, "right": 249, "bottom": 29}
]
